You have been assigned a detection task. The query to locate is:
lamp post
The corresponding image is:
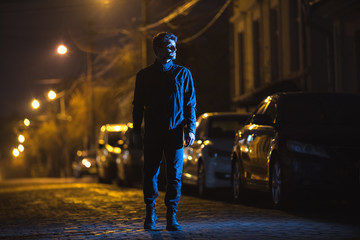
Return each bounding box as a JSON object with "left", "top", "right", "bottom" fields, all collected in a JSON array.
[
  {"left": 47, "top": 89, "right": 71, "bottom": 177},
  {"left": 56, "top": 43, "right": 94, "bottom": 151}
]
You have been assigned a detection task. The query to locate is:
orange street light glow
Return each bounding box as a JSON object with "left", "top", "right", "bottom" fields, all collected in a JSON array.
[
  {"left": 12, "top": 148, "right": 20, "bottom": 157},
  {"left": 32, "top": 99, "right": 40, "bottom": 109},
  {"left": 24, "top": 118, "right": 30, "bottom": 127},
  {"left": 18, "top": 134, "right": 25, "bottom": 143},
  {"left": 18, "top": 144, "right": 24, "bottom": 152},
  {"left": 57, "top": 44, "right": 68, "bottom": 54},
  {"left": 48, "top": 90, "right": 56, "bottom": 100}
]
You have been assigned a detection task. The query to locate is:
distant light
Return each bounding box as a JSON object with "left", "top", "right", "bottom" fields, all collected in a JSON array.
[
  {"left": 18, "top": 134, "right": 25, "bottom": 143},
  {"left": 203, "top": 140, "right": 211, "bottom": 145},
  {"left": 48, "top": 90, "right": 57, "bottom": 100},
  {"left": 12, "top": 148, "right": 20, "bottom": 157},
  {"left": 24, "top": 118, "right": 30, "bottom": 127},
  {"left": 264, "top": 96, "right": 272, "bottom": 103},
  {"left": 77, "top": 150, "right": 83, "bottom": 157},
  {"left": 18, "top": 144, "right": 24, "bottom": 152},
  {"left": 32, "top": 99, "right": 40, "bottom": 109},
  {"left": 82, "top": 159, "right": 91, "bottom": 168},
  {"left": 57, "top": 44, "right": 68, "bottom": 55}
]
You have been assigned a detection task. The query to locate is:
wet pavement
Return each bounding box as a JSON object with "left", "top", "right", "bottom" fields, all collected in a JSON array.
[{"left": 0, "top": 177, "right": 359, "bottom": 239}]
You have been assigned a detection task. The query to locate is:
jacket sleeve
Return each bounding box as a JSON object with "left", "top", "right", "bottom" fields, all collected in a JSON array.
[
  {"left": 132, "top": 71, "right": 145, "bottom": 134},
  {"left": 183, "top": 69, "right": 197, "bottom": 134}
]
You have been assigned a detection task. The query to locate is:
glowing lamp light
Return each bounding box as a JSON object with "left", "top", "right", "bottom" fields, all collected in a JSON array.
[
  {"left": 57, "top": 44, "right": 68, "bottom": 55},
  {"left": 12, "top": 148, "right": 20, "bottom": 157},
  {"left": 31, "top": 99, "right": 40, "bottom": 109},
  {"left": 24, "top": 118, "right": 30, "bottom": 127},
  {"left": 18, "top": 134, "right": 25, "bottom": 143},
  {"left": 18, "top": 144, "right": 24, "bottom": 152},
  {"left": 48, "top": 90, "right": 57, "bottom": 100}
]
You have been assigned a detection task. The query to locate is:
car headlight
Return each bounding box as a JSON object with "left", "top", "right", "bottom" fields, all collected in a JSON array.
[
  {"left": 287, "top": 140, "right": 329, "bottom": 158},
  {"left": 81, "top": 159, "right": 92, "bottom": 168}
]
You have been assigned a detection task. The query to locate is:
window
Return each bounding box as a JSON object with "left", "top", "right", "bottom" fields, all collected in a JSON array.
[
  {"left": 253, "top": 20, "right": 261, "bottom": 88},
  {"left": 356, "top": 31, "right": 360, "bottom": 92},
  {"left": 289, "top": 0, "right": 300, "bottom": 72},
  {"left": 263, "top": 101, "right": 277, "bottom": 122},
  {"left": 208, "top": 116, "right": 248, "bottom": 139},
  {"left": 238, "top": 32, "right": 245, "bottom": 94},
  {"left": 270, "top": 7, "right": 280, "bottom": 81}
]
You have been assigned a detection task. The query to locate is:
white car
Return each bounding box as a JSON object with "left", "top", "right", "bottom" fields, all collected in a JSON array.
[{"left": 182, "top": 112, "right": 250, "bottom": 196}]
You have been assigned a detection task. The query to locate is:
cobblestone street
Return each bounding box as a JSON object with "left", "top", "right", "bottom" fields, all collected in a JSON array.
[{"left": 0, "top": 178, "right": 359, "bottom": 239}]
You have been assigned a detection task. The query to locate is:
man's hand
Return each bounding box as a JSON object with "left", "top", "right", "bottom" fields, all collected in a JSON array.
[
  {"left": 184, "top": 132, "right": 195, "bottom": 147},
  {"left": 133, "top": 133, "right": 143, "bottom": 150}
]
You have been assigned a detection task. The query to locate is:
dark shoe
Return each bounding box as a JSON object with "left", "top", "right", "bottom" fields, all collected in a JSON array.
[
  {"left": 166, "top": 209, "right": 182, "bottom": 231},
  {"left": 144, "top": 205, "right": 157, "bottom": 230}
]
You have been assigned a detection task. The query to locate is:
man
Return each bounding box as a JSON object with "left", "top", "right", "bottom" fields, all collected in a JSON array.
[{"left": 132, "top": 32, "right": 196, "bottom": 231}]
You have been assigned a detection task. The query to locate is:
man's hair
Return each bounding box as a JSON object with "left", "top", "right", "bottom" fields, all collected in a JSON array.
[{"left": 152, "top": 32, "right": 178, "bottom": 56}]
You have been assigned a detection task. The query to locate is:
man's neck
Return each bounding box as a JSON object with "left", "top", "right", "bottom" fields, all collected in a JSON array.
[{"left": 157, "top": 58, "right": 171, "bottom": 64}]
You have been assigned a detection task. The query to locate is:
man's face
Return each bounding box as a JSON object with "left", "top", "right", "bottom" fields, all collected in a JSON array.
[{"left": 157, "top": 39, "right": 177, "bottom": 62}]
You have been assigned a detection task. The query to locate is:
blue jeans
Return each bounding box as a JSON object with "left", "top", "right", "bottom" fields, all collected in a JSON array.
[{"left": 143, "top": 127, "right": 184, "bottom": 211}]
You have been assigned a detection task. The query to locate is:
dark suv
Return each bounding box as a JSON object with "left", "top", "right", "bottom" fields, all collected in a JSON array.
[{"left": 231, "top": 92, "right": 360, "bottom": 207}]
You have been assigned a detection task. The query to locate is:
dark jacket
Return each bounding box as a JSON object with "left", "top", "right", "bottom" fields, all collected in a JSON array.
[{"left": 132, "top": 60, "right": 196, "bottom": 136}]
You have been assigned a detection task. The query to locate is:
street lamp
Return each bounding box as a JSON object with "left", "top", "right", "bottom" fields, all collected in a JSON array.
[
  {"left": 18, "top": 144, "right": 24, "bottom": 152},
  {"left": 31, "top": 99, "right": 40, "bottom": 110},
  {"left": 48, "top": 90, "right": 57, "bottom": 100},
  {"left": 57, "top": 44, "right": 68, "bottom": 55},
  {"left": 57, "top": 41, "right": 94, "bottom": 150},
  {"left": 18, "top": 134, "right": 25, "bottom": 143},
  {"left": 12, "top": 148, "right": 20, "bottom": 157},
  {"left": 24, "top": 118, "right": 31, "bottom": 127}
]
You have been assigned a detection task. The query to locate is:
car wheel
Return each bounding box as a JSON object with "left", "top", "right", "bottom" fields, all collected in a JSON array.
[
  {"left": 271, "top": 159, "right": 286, "bottom": 207},
  {"left": 197, "top": 162, "right": 207, "bottom": 196},
  {"left": 232, "top": 160, "right": 246, "bottom": 202}
]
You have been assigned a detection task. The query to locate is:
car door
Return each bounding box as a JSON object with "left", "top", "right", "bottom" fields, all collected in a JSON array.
[
  {"left": 253, "top": 100, "right": 277, "bottom": 183},
  {"left": 243, "top": 98, "right": 276, "bottom": 186}
]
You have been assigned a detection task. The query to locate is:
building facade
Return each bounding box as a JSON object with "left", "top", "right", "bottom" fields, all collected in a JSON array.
[{"left": 230, "top": 0, "right": 360, "bottom": 111}]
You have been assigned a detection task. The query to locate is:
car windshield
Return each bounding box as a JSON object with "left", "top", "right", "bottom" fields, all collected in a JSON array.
[
  {"left": 282, "top": 95, "right": 360, "bottom": 125},
  {"left": 208, "top": 116, "right": 249, "bottom": 138},
  {"left": 108, "top": 132, "right": 122, "bottom": 147}
]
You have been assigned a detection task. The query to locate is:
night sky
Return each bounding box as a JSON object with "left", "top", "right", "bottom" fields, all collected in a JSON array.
[
  {"left": 0, "top": 0, "right": 146, "bottom": 117},
  {"left": 1, "top": 0, "right": 228, "bottom": 118},
  {"left": 0, "top": 0, "right": 230, "bottom": 160}
]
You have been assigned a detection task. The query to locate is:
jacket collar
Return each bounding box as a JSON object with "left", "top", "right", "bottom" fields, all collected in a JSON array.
[{"left": 154, "top": 59, "right": 173, "bottom": 72}]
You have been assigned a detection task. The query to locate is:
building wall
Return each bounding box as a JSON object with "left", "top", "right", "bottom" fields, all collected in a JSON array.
[{"left": 230, "top": 0, "right": 360, "bottom": 110}]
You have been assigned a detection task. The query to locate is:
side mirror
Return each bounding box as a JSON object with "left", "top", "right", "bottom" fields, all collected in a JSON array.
[{"left": 252, "top": 114, "right": 274, "bottom": 126}]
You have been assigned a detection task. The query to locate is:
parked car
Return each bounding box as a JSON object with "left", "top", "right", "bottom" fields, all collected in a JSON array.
[
  {"left": 231, "top": 92, "right": 360, "bottom": 207},
  {"left": 182, "top": 112, "right": 250, "bottom": 196},
  {"left": 115, "top": 124, "right": 144, "bottom": 187},
  {"left": 72, "top": 149, "right": 97, "bottom": 178},
  {"left": 96, "top": 122, "right": 166, "bottom": 187},
  {"left": 96, "top": 123, "right": 128, "bottom": 183}
]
